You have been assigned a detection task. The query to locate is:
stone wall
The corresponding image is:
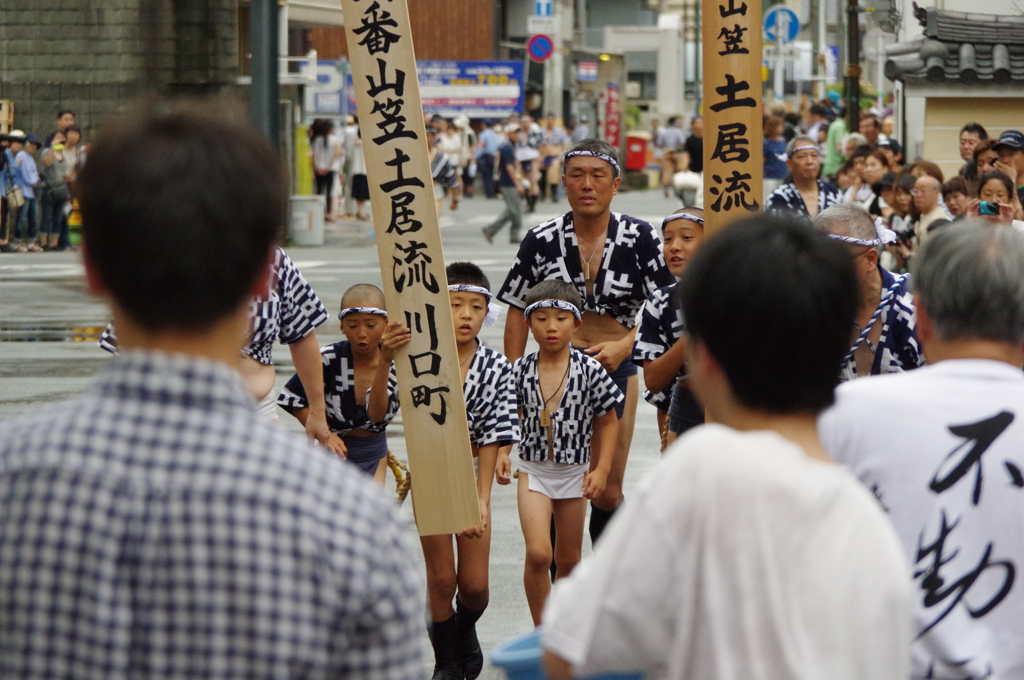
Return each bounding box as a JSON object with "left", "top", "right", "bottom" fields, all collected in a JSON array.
[{"left": 0, "top": 0, "right": 239, "bottom": 140}]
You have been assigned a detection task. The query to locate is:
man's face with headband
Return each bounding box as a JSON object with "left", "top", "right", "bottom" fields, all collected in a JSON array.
[
  {"left": 787, "top": 145, "right": 821, "bottom": 182},
  {"left": 562, "top": 154, "right": 621, "bottom": 219}
]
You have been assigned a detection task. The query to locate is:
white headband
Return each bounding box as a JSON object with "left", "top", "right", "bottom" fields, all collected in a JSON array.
[
  {"left": 662, "top": 213, "right": 705, "bottom": 230},
  {"left": 524, "top": 299, "right": 582, "bottom": 320},
  {"left": 562, "top": 150, "right": 621, "bottom": 177},
  {"left": 338, "top": 306, "right": 388, "bottom": 320},
  {"left": 828, "top": 222, "right": 898, "bottom": 248},
  {"left": 448, "top": 284, "right": 492, "bottom": 303},
  {"left": 448, "top": 284, "right": 504, "bottom": 327},
  {"left": 789, "top": 144, "right": 818, "bottom": 156}
]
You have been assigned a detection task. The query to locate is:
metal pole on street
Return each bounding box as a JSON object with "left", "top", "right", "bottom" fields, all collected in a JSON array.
[
  {"left": 251, "top": 0, "right": 280, "bottom": 144},
  {"left": 845, "top": 0, "right": 861, "bottom": 133}
]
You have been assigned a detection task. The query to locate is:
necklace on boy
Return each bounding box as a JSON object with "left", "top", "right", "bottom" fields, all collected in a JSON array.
[
  {"left": 459, "top": 339, "right": 479, "bottom": 369},
  {"left": 538, "top": 359, "right": 572, "bottom": 456}
]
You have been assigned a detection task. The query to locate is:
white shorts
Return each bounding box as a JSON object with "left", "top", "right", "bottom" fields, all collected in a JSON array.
[
  {"left": 518, "top": 458, "right": 586, "bottom": 499},
  {"left": 257, "top": 389, "right": 279, "bottom": 421}
]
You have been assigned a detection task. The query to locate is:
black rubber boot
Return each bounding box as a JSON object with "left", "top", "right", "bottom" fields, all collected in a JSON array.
[
  {"left": 455, "top": 599, "right": 487, "bottom": 680},
  {"left": 428, "top": 615, "right": 462, "bottom": 680},
  {"left": 588, "top": 501, "right": 619, "bottom": 544}
]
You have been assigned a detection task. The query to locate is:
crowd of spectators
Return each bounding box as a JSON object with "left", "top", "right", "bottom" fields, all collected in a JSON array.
[{"left": 1, "top": 109, "right": 84, "bottom": 253}]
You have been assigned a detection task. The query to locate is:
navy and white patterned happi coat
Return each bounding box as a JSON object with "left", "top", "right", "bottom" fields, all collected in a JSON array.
[
  {"left": 277, "top": 340, "right": 401, "bottom": 435},
  {"left": 841, "top": 268, "right": 926, "bottom": 381},
  {"left": 765, "top": 180, "right": 843, "bottom": 221},
  {"left": 633, "top": 283, "right": 686, "bottom": 410},
  {"left": 497, "top": 212, "right": 674, "bottom": 329},
  {"left": 99, "top": 247, "right": 328, "bottom": 365},
  {"left": 0, "top": 350, "right": 424, "bottom": 679},
  {"left": 514, "top": 349, "right": 624, "bottom": 465},
  {"left": 463, "top": 343, "right": 521, "bottom": 449}
]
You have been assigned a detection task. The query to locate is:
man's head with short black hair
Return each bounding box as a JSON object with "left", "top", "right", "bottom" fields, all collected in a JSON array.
[
  {"left": 78, "top": 99, "right": 285, "bottom": 333},
  {"left": 564, "top": 139, "right": 620, "bottom": 176},
  {"left": 678, "top": 215, "right": 857, "bottom": 415},
  {"left": 809, "top": 104, "right": 827, "bottom": 120},
  {"left": 57, "top": 110, "right": 75, "bottom": 129},
  {"left": 446, "top": 261, "right": 490, "bottom": 290},
  {"left": 524, "top": 279, "right": 583, "bottom": 314}
]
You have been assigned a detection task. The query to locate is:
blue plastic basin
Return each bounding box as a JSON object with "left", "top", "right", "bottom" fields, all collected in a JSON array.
[{"left": 490, "top": 629, "right": 643, "bottom": 680}]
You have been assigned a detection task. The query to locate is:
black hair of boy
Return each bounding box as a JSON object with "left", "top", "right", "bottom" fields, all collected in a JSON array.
[
  {"left": 78, "top": 100, "right": 285, "bottom": 332},
  {"left": 677, "top": 215, "right": 857, "bottom": 414},
  {"left": 446, "top": 261, "right": 491, "bottom": 290},
  {"left": 525, "top": 279, "right": 583, "bottom": 312}
]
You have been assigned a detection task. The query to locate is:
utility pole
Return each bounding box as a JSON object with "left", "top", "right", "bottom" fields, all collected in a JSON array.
[
  {"left": 250, "top": 0, "right": 280, "bottom": 144},
  {"left": 845, "top": 0, "right": 861, "bottom": 132}
]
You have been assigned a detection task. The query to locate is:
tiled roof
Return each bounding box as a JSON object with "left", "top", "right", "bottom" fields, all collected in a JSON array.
[{"left": 884, "top": 2, "right": 1024, "bottom": 84}]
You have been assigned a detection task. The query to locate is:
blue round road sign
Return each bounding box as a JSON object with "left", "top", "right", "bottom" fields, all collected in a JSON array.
[
  {"left": 527, "top": 34, "right": 555, "bottom": 63},
  {"left": 763, "top": 6, "right": 800, "bottom": 45}
]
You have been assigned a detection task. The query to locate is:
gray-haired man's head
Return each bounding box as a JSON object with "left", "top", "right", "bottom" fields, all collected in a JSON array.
[
  {"left": 813, "top": 204, "right": 879, "bottom": 290},
  {"left": 813, "top": 204, "right": 877, "bottom": 242},
  {"left": 914, "top": 223, "right": 1024, "bottom": 345}
]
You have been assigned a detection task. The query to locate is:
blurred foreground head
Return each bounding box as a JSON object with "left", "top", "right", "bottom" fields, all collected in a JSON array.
[
  {"left": 79, "top": 99, "right": 285, "bottom": 333},
  {"left": 914, "top": 222, "right": 1024, "bottom": 346},
  {"left": 678, "top": 215, "right": 858, "bottom": 415}
]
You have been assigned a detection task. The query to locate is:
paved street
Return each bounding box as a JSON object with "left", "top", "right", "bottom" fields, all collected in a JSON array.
[{"left": 0, "top": 186, "right": 684, "bottom": 677}]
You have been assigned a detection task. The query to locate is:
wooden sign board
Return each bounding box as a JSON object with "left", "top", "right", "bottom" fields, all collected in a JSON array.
[
  {"left": 341, "top": 0, "right": 480, "bottom": 536},
  {"left": 702, "top": 0, "right": 764, "bottom": 237}
]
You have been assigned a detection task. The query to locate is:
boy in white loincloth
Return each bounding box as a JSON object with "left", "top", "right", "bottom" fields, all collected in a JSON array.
[{"left": 509, "top": 280, "right": 622, "bottom": 625}]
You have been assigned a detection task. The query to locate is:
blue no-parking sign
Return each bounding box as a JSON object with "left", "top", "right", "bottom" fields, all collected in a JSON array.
[{"left": 527, "top": 34, "right": 555, "bottom": 63}]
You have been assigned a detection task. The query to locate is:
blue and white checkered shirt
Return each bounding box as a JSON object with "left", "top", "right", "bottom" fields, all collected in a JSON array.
[{"left": 0, "top": 350, "right": 424, "bottom": 679}]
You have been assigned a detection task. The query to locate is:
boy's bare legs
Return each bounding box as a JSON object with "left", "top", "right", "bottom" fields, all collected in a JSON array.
[
  {"left": 552, "top": 498, "right": 586, "bottom": 579},
  {"left": 372, "top": 457, "right": 388, "bottom": 486},
  {"left": 519, "top": 475, "right": 588, "bottom": 625},
  {"left": 420, "top": 531, "right": 492, "bottom": 622},
  {"left": 421, "top": 515, "right": 492, "bottom": 680},
  {"left": 519, "top": 474, "right": 555, "bottom": 625}
]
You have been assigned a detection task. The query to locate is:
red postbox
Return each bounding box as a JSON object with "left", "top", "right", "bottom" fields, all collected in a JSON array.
[{"left": 625, "top": 134, "right": 648, "bottom": 171}]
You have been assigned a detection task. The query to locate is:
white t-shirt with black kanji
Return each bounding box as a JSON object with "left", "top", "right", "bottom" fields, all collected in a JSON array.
[{"left": 543, "top": 424, "right": 912, "bottom": 680}]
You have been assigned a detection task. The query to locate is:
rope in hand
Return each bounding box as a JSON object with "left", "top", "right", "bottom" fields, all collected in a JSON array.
[{"left": 387, "top": 452, "right": 411, "bottom": 504}]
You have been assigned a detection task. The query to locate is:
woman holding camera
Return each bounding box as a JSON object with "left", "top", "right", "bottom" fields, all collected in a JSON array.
[
  {"left": 40, "top": 129, "right": 72, "bottom": 251},
  {"left": 968, "top": 171, "right": 1024, "bottom": 232}
]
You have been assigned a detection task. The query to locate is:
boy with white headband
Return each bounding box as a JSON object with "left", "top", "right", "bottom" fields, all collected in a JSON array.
[
  {"left": 278, "top": 283, "right": 408, "bottom": 483},
  {"left": 633, "top": 207, "right": 706, "bottom": 450},
  {"left": 513, "top": 279, "right": 623, "bottom": 626},
  {"left": 421, "top": 262, "right": 520, "bottom": 680}
]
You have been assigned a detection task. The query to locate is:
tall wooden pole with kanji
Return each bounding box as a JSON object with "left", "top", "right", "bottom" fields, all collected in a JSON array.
[
  {"left": 340, "top": 0, "right": 480, "bottom": 536},
  {"left": 702, "top": 0, "right": 763, "bottom": 238}
]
